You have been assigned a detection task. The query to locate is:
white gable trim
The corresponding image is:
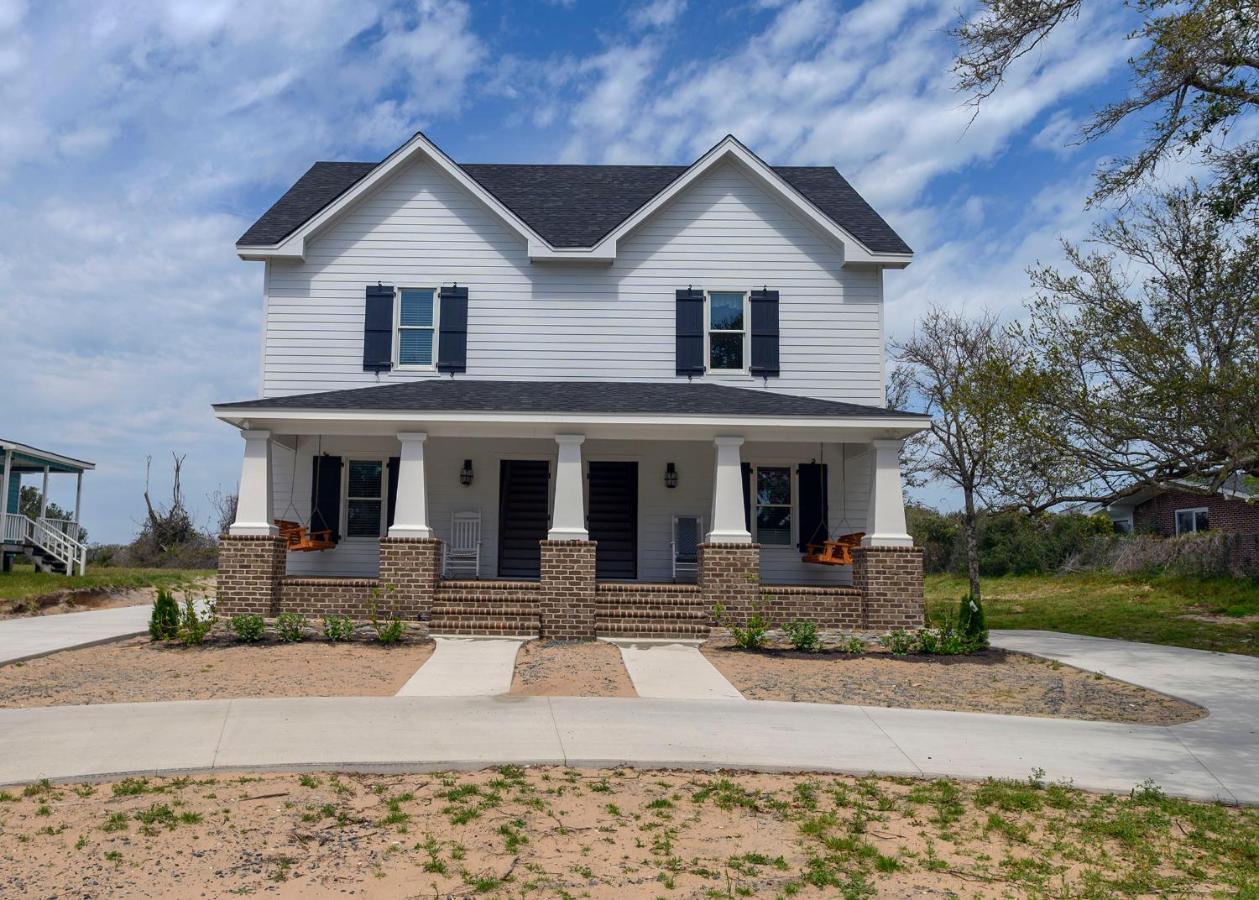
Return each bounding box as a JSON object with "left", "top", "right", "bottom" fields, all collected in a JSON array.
[{"left": 237, "top": 132, "right": 912, "bottom": 268}]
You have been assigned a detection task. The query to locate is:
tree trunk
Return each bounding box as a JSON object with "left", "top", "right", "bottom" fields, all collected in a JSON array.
[{"left": 963, "top": 486, "right": 981, "bottom": 603}]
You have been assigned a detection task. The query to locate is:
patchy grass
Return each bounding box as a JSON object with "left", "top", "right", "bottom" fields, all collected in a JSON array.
[
  {"left": 0, "top": 768, "right": 1253, "bottom": 897},
  {"left": 0, "top": 564, "right": 212, "bottom": 608},
  {"left": 926, "top": 572, "right": 1259, "bottom": 655}
]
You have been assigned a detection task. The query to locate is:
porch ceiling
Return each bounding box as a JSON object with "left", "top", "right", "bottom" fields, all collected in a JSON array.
[{"left": 1, "top": 440, "right": 95, "bottom": 474}]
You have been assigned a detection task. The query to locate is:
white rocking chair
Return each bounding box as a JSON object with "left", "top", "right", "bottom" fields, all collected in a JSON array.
[
  {"left": 672, "top": 514, "right": 703, "bottom": 583},
  {"left": 443, "top": 511, "right": 482, "bottom": 578}
]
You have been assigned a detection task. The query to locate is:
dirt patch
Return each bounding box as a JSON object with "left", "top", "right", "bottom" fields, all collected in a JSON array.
[
  {"left": 1179, "top": 612, "right": 1259, "bottom": 625},
  {"left": 510, "top": 639, "right": 635, "bottom": 697},
  {"left": 702, "top": 640, "right": 1204, "bottom": 725},
  {"left": 0, "top": 578, "right": 214, "bottom": 620},
  {"left": 0, "top": 768, "right": 1251, "bottom": 898},
  {"left": 0, "top": 635, "right": 433, "bottom": 707}
]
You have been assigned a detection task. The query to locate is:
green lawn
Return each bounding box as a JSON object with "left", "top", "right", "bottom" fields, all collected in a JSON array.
[
  {"left": 926, "top": 572, "right": 1259, "bottom": 656},
  {"left": 0, "top": 564, "right": 213, "bottom": 608}
]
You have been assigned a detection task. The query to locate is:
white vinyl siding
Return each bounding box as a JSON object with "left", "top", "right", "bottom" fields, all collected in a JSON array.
[{"left": 261, "top": 158, "right": 885, "bottom": 405}]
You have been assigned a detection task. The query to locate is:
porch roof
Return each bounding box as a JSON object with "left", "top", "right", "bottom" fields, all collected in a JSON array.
[
  {"left": 213, "top": 380, "right": 931, "bottom": 443},
  {"left": 0, "top": 439, "right": 95, "bottom": 474}
]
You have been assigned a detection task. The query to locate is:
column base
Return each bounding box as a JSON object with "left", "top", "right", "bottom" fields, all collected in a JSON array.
[
  {"left": 698, "top": 542, "right": 760, "bottom": 623},
  {"left": 853, "top": 545, "right": 924, "bottom": 631},
  {"left": 379, "top": 537, "right": 442, "bottom": 620},
  {"left": 228, "top": 523, "right": 279, "bottom": 537},
  {"left": 217, "top": 535, "right": 286, "bottom": 617},
  {"left": 539, "top": 540, "right": 596, "bottom": 640},
  {"left": 861, "top": 533, "right": 914, "bottom": 548},
  {"left": 387, "top": 525, "right": 434, "bottom": 539}
]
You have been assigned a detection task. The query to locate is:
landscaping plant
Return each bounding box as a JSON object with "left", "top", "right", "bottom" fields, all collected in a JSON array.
[
  {"left": 713, "top": 601, "right": 772, "bottom": 650},
  {"left": 275, "top": 612, "right": 307, "bottom": 643},
  {"left": 230, "top": 614, "right": 265, "bottom": 643},
  {"left": 148, "top": 589, "right": 180, "bottom": 641},
  {"left": 840, "top": 636, "right": 866, "bottom": 654},
  {"left": 322, "top": 615, "right": 354, "bottom": 642},
  {"left": 176, "top": 594, "right": 216, "bottom": 646},
  {"left": 957, "top": 593, "right": 988, "bottom": 649},
  {"left": 369, "top": 585, "right": 406, "bottom": 645},
  {"left": 783, "top": 619, "right": 821, "bottom": 653},
  {"left": 879, "top": 628, "right": 915, "bottom": 656}
]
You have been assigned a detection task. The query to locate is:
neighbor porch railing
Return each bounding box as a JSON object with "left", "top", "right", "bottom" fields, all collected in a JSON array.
[{"left": 3, "top": 512, "right": 87, "bottom": 575}]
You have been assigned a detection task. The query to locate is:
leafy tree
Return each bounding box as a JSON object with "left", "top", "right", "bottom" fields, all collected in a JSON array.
[
  {"left": 17, "top": 486, "right": 86, "bottom": 542},
  {"left": 1020, "top": 184, "right": 1259, "bottom": 497},
  {"left": 954, "top": 0, "right": 1259, "bottom": 216}
]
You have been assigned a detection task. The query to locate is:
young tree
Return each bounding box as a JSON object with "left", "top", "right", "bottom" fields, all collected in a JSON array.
[
  {"left": 892, "top": 308, "right": 1071, "bottom": 600},
  {"left": 1020, "top": 184, "right": 1259, "bottom": 496},
  {"left": 954, "top": 0, "right": 1259, "bottom": 216}
]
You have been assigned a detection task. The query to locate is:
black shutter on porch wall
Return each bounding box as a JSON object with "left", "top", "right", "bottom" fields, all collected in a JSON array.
[
  {"left": 437, "top": 285, "right": 468, "bottom": 373},
  {"left": 363, "top": 284, "right": 394, "bottom": 372},
  {"left": 675, "top": 288, "right": 705, "bottom": 376},
  {"left": 311, "top": 455, "right": 343, "bottom": 542},
  {"left": 741, "top": 461, "right": 752, "bottom": 533},
  {"left": 749, "top": 288, "right": 780, "bottom": 377},
  {"left": 797, "top": 463, "right": 828, "bottom": 551},
  {"left": 386, "top": 457, "right": 400, "bottom": 529}
]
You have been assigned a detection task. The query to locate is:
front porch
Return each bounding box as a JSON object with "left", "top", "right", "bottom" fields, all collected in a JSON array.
[
  {"left": 0, "top": 439, "right": 92, "bottom": 576},
  {"left": 214, "top": 413, "right": 926, "bottom": 639}
]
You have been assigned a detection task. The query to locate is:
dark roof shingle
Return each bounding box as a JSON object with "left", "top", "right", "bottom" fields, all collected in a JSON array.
[
  {"left": 237, "top": 158, "right": 911, "bottom": 255},
  {"left": 215, "top": 380, "right": 923, "bottom": 419}
]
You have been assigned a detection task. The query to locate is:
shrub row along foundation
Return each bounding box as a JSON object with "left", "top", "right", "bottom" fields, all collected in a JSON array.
[{"left": 217, "top": 536, "right": 925, "bottom": 639}]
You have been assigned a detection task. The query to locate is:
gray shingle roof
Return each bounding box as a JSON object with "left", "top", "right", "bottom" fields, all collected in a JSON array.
[
  {"left": 236, "top": 158, "right": 911, "bottom": 255},
  {"left": 215, "top": 380, "right": 924, "bottom": 419}
]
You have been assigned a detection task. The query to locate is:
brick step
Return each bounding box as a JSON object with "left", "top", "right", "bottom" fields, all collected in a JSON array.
[
  {"left": 439, "top": 580, "right": 539, "bottom": 592},
  {"left": 594, "top": 594, "right": 705, "bottom": 607},
  {"left": 431, "top": 601, "right": 539, "bottom": 617},
  {"left": 595, "top": 604, "right": 709, "bottom": 619},
  {"left": 429, "top": 621, "right": 540, "bottom": 637},
  {"left": 597, "top": 620, "right": 711, "bottom": 638}
]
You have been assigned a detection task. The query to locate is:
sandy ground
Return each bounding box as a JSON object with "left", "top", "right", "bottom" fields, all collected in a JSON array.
[
  {"left": 510, "top": 639, "right": 635, "bottom": 697},
  {"left": 702, "top": 641, "right": 1204, "bottom": 725},
  {"left": 0, "top": 767, "right": 1249, "bottom": 898},
  {"left": 0, "top": 635, "right": 434, "bottom": 707},
  {"left": 0, "top": 580, "right": 213, "bottom": 620}
]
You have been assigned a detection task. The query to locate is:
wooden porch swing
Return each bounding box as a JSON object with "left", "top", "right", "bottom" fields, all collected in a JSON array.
[
  {"left": 273, "top": 440, "right": 337, "bottom": 552},
  {"left": 800, "top": 443, "right": 863, "bottom": 566}
]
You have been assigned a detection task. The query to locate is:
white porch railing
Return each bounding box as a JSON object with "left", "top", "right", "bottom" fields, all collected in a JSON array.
[{"left": 3, "top": 513, "right": 87, "bottom": 575}]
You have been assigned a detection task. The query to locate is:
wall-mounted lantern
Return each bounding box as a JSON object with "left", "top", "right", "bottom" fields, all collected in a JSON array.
[
  {"left": 664, "top": 462, "right": 678, "bottom": 489},
  {"left": 460, "top": 459, "right": 474, "bottom": 486}
]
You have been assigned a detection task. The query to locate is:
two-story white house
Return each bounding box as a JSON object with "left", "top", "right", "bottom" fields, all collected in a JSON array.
[{"left": 213, "top": 133, "right": 929, "bottom": 639}]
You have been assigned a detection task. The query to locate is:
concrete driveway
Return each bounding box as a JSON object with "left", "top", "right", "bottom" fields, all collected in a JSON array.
[{"left": 0, "top": 604, "right": 152, "bottom": 666}]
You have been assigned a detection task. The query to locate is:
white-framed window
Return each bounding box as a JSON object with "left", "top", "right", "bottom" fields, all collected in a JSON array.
[
  {"left": 345, "top": 459, "right": 385, "bottom": 538},
  {"left": 705, "top": 290, "right": 748, "bottom": 373},
  {"left": 753, "top": 465, "right": 792, "bottom": 546},
  {"left": 1174, "top": 507, "right": 1209, "bottom": 535},
  {"left": 394, "top": 287, "right": 438, "bottom": 369}
]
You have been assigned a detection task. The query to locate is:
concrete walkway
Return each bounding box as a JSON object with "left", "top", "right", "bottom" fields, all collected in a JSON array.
[
  {"left": 395, "top": 638, "right": 522, "bottom": 696},
  {"left": 612, "top": 640, "right": 744, "bottom": 700},
  {"left": 0, "top": 604, "right": 152, "bottom": 665},
  {"left": 0, "top": 631, "right": 1253, "bottom": 805}
]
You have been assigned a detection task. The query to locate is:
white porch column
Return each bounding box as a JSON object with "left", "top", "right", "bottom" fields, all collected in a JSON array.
[
  {"left": 548, "top": 434, "right": 588, "bottom": 540},
  {"left": 862, "top": 438, "right": 913, "bottom": 548},
  {"left": 74, "top": 473, "right": 83, "bottom": 529},
  {"left": 708, "top": 436, "right": 752, "bottom": 543},
  {"left": 0, "top": 449, "right": 10, "bottom": 519},
  {"left": 228, "top": 429, "right": 278, "bottom": 536},
  {"left": 388, "top": 432, "right": 432, "bottom": 538},
  {"left": 39, "top": 466, "right": 49, "bottom": 520}
]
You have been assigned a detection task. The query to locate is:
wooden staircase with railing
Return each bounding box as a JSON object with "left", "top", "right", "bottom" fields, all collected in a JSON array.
[{"left": 2, "top": 513, "right": 87, "bottom": 575}]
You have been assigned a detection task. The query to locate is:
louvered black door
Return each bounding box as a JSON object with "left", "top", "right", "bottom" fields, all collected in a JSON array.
[
  {"left": 497, "top": 460, "right": 550, "bottom": 579},
  {"left": 588, "top": 461, "right": 638, "bottom": 581}
]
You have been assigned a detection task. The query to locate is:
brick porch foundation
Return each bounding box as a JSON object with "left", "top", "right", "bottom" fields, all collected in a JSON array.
[
  {"left": 538, "top": 540, "right": 597, "bottom": 640},
  {"left": 379, "top": 537, "right": 442, "bottom": 620},
  {"left": 853, "top": 545, "right": 925, "bottom": 630},
  {"left": 216, "top": 535, "right": 286, "bottom": 617}
]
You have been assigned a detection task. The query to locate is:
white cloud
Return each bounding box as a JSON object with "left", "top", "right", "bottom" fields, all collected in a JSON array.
[{"left": 630, "top": 0, "right": 687, "bottom": 30}]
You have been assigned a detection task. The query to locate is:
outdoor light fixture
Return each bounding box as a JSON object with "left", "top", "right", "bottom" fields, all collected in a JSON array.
[
  {"left": 665, "top": 462, "right": 678, "bottom": 489},
  {"left": 460, "top": 459, "right": 474, "bottom": 486}
]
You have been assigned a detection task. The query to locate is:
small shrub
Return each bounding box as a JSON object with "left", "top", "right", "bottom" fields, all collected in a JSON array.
[
  {"left": 714, "top": 601, "right": 772, "bottom": 650},
  {"left": 840, "top": 636, "right": 866, "bottom": 654},
  {"left": 323, "top": 615, "right": 354, "bottom": 642},
  {"left": 177, "top": 594, "right": 216, "bottom": 646},
  {"left": 783, "top": 619, "right": 820, "bottom": 653},
  {"left": 915, "top": 628, "right": 939, "bottom": 655},
  {"left": 958, "top": 594, "right": 989, "bottom": 649},
  {"left": 230, "top": 614, "right": 265, "bottom": 643},
  {"left": 368, "top": 588, "right": 405, "bottom": 645},
  {"left": 275, "top": 612, "right": 307, "bottom": 643},
  {"left": 914, "top": 624, "right": 971, "bottom": 656},
  {"left": 148, "top": 590, "right": 180, "bottom": 641},
  {"left": 880, "top": 628, "right": 915, "bottom": 655}
]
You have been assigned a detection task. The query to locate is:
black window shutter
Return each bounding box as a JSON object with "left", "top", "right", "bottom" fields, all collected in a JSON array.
[
  {"left": 437, "top": 285, "right": 469, "bottom": 373},
  {"left": 363, "top": 284, "right": 394, "bottom": 372},
  {"left": 675, "top": 288, "right": 705, "bottom": 376},
  {"left": 311, "top": 455, "right": 342, "bottom": 542},
  {"left": 741, "top": 461, "right": 752, "bottom": 533},
  {"left": 386, "top": 456, "right": 400, "bottom": 528},
  {"left": 797, "top": 463, "right": 828, "bottom": 551},
  {"left": 750, "top": 288, "right": 780, "bottom": 377}
]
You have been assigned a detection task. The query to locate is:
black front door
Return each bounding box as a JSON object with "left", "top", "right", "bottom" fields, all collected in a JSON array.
[
  {"left": 498, "top": 460, "right": 550, "bottom": 578},
  {"left": 588, "top": 461, "right": 638, "bottom": 580}
]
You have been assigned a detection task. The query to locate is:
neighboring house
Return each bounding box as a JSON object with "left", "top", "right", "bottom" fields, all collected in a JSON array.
[
  {"left": 212, "top": 133, "right": 930, "bottom": 639},
  {"left": 0, "top": 439, "right": 92, "bottom": 575},
  {"left": 1104, "top": 474, "right": 1259, "bottom": 537}
]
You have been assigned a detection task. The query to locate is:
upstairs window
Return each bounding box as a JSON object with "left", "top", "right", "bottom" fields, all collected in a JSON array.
[
  {"left": 1174, "top": 507, "right": 1209, "bottom": 535},
  {"left": 706, "top": 291, "right": 747, "bottom": 372},
  {"left": 345, "top": 460, "right": 384, "bottom": 537},
  {"left": 396, "top": 288, "right": 437, "bottom": 368},
  {"left": 754, "top": 465, "right": 792, "bottom": 546}
]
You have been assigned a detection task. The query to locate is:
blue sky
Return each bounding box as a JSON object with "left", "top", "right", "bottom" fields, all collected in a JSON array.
[{"left": 0, "top": 0, "right": 1146, "bottom": 543}]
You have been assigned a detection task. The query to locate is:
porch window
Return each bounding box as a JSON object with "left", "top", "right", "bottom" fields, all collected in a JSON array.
[
  {"left": 754, "top": 466, "right": 792, "bottom": 545},
  {"left": 1174, "top": 507, "right": 1209, "bottom": 535},
  {"left": 706, "top": 291, "right": 747, "bottom": 372},
  {"left": 345, "top": 460, "right": 384, "bottom": 538},
  {"left": 395, "top": 288, "right": 437, "bottom": 368}
]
